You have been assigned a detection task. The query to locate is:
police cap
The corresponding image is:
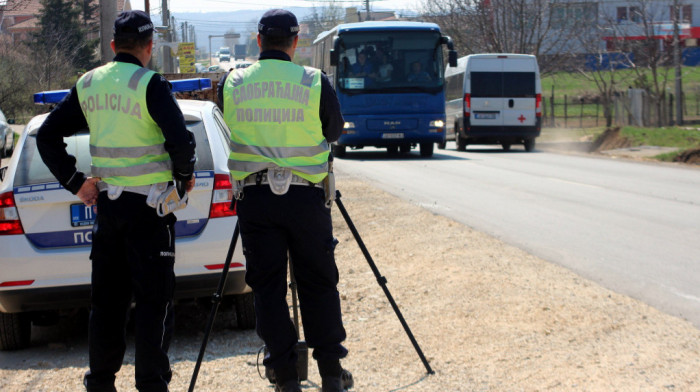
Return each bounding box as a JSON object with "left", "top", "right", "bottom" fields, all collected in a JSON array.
[
  {"left": 113, "top": 10, "right": 155, "bottom": 38},
  {"left": 258, "top": 9, "right": 300, "bottom": 37}
]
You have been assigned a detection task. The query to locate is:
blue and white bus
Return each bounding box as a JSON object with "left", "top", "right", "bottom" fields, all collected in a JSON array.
[{"left": 312, "top": 21, "right": 457, "bottom": 157}]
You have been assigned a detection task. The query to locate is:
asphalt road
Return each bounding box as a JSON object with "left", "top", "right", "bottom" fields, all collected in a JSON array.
[{"left": 333, "top": 144, "right": 700, "bottom": 328}]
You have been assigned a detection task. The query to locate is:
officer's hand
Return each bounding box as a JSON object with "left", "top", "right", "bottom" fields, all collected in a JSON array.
[
  {"left": 185, "top": 176, "right": 195, "bottom": 193},
  {"left": 78, "top": 177, "right": 100, "bottom": 207}
]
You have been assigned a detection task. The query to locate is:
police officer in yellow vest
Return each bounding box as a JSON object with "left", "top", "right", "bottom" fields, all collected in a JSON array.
[
  {"left": 217, "top": 9, "right": 351, "bottom": 392},
  {"left": 36, "top": 10, "right": 195, "bottom": 392}
]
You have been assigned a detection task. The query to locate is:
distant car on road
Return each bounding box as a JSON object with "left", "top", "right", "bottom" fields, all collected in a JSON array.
[
  {"left": 0, "top": 79, "right": 254, "bottom": 350},
  {"left": 208, "top": 65, "right": 228, "bottom": 73}
]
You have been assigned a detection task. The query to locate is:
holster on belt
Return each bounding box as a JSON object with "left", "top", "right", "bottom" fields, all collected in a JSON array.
[{"left": 154, "top": 183, "right": 189, "bottom": 217}]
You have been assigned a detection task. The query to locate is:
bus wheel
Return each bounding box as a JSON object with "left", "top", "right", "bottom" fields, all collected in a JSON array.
[
  {"left": 524, "top": 139, "right": 536, "bottom": 152},
  {"left": 419, "top": 143, "right": 434, "bottom": 157},
  {"left": 501, "top": 143, "right": 511, "bottom": 152},
  {"left": 387, "top": 145, "right": 399, "bottom": 155},
  {"left": 399, "top": 144, "right": 411, "bottom": 153},
  {"left": 332, "top": 144, "right": 346, "bottom": 158}
]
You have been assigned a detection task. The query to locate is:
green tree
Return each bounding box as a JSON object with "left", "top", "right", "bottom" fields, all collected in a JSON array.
[{"left": 31, "top": 0, "right": 98, "bottom": 89}]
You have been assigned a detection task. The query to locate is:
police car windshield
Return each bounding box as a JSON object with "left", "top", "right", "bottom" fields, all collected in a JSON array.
[
  {"left": 336, "top": 31, "right": 444, "bottom": 93},
  {"left": 13, "top": 121, "right": 213, "bottom": 187}
]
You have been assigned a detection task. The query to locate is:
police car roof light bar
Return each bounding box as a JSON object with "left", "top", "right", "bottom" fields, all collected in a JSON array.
[
  {"left": 33, "top": 90, "right": 70, "bottom": 105},
  {"left": 33, "top": 78, "right": 212, "bottom": 105}
]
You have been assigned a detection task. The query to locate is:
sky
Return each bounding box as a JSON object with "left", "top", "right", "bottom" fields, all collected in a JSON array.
[{"left": 128, "top": 0, "right": 422, "bottom": 14}]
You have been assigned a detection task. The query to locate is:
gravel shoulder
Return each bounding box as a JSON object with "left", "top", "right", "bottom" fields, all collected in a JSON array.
[{"left": 1, "top": 174, "right": 699, "bottom": 391}]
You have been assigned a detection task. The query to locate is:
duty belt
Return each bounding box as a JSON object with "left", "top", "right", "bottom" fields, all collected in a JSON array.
[
  {"left": 96, "top": 181, "right": 152, "bottom": 196},
  {"left": 242, "top": 171, "right": 323, "bottom": 188}
]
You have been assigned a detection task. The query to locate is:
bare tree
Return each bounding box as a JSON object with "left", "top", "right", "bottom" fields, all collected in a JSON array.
[
  {"left": 0, "top": 36, "right": 37, "bottom": 119},
  {"left": 420, "top": 0, "right": 582, "bottom": 75},
  {"left": 303, "top": 0, "right": 345, "bottom": 39},
  {"left": 571, "top": 8, "right": 637, "bottom": 127}
]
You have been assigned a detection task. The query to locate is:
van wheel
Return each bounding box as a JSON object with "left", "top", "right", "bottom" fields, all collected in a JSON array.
[
  {"left": 332, "top": 144, "right": 346, "bottom": 158},
  {"left": 234, "top": 292, "right": 256, "bottom": 330},
  {"left": 524, "top": 139, "right": 536, "bottom": 152},
  {"left": 0, "top": 312, "right": 31, "bottom": 350},
  {"left": 399, "top": 143, "right": 411, "bottom": 153},
  {"left": 437, "top": 140, "right": 446, "bottom": 150},
  {"left": 456, "top": 135, "right": 467, "bottom": 151},
  {"left": 419, "top": 143, "right": 434, "bottom": 157},
  {"left": 387, "top": 145, "right": 399, "bottom": 155},
  {"left": 501, "top": 143, "right": 511, "bottom": 151}
]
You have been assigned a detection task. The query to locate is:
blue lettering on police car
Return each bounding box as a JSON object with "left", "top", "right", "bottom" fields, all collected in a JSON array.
[{"left": 19, "top": 195, "right": 45, "bottom": 203}]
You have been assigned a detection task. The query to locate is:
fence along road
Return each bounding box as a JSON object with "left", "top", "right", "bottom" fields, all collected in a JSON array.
[{"left": 334, "top": 147, "right": 700, "bottom": 328}]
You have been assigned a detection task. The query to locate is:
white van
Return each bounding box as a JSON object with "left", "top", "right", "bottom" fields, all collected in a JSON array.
[{"left": 444, "top": 54, "right": 541, "bottom": 152}]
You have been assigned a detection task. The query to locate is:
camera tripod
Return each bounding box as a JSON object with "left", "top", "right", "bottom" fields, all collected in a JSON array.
[{"left": 188, "top": 190, "right": 434, "bottom": 391}]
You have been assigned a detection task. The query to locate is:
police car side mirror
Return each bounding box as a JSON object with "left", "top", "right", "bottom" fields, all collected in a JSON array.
[{"left": 0, "top": 166, "right": 6, "bottom": 181}]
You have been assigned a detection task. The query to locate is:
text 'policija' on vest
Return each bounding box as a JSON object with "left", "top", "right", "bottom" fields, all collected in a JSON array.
[{"left": 80, "top": 93, "right": 144, "bottom": 120}]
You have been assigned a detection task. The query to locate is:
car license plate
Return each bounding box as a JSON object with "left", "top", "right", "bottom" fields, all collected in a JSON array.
[
  {"left": 70, "top": 203, "right": 96, "bottom": 227},
  {"left": 382, "top": 133, "right": 404, "bottom": 139},
  {"left": 475, "top": 113, "right": 497, "bottom": 120}
]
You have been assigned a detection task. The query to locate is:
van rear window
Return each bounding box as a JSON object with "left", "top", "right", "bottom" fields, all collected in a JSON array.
[{"left": 471, "top": 72, "right": 536, "bottom": 98}]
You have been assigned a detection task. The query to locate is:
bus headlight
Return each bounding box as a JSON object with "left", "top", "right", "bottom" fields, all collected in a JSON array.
[
  {"left": 344, "top": 122, "right": 355, "bottom": 129},
  {"left": 429, "top": 120, "right": 445, "bottom": 128}
]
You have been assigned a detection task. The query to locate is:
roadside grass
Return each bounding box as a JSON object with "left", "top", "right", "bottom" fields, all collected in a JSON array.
[
  {"left": 541, "top": 124, "right": 700, "bottom": 162},
  {"left": 542, "top": 67, "right": 700, "bottom": 121}
]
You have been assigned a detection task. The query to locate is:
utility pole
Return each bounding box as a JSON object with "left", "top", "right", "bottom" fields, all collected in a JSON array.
[
  {"left": 162, "top": 0, "right": 173, "bottom": 73},
  {"left": 365, "top": 0, "right": 371, "bottom": 21},
  {"left": 145, "top": 0, "right": 153, "bottom": 69},
  {"left": 673, "top": 0, "right": 683, "bottom": 125},
  {"left": 100, "top": 0, "right": 117, "bottom": 64}
]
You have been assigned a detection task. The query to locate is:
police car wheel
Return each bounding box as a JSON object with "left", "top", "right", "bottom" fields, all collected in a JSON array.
[
  {"left": 234, "top": 292, "right": 256, "bottom": 329},
  {"left": 0, "top": 312, "right": 31, "bottom": 351}
]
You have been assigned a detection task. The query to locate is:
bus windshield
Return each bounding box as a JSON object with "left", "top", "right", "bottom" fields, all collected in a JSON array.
[{"left": 336, "top": 30, "right": 444, "bottom": 93}]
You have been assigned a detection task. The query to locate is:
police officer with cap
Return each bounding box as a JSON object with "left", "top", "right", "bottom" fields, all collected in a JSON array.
[
  {"left": 37, "top": 10, "right": 195, "bottom": 392},
  {"left": 217, "top": 8, "right": 350, "bottom": 392}
]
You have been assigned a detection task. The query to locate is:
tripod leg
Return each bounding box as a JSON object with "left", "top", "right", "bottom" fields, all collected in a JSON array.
[
  {"left": 334, "top": 190, "right": 435, "bottom": 375},
  {"left": 188, "top": 221, "right": 241, "bottom": 392}
]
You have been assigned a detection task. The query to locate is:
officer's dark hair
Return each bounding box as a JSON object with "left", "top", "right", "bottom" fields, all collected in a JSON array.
[
  {"left": 114, "top": 33, "right": 153, "bottom": 52},
  {"left": 260, "top": 34, "right": 296, "bottom": 52}
]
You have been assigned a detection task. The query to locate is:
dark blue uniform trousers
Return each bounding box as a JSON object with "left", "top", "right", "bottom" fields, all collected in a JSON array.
[
  {"left": 237, "top": 185, "right": 348, "bottom": 376},
  {"left": 84, "top": 191, "right": 176, "bottom": 392}
]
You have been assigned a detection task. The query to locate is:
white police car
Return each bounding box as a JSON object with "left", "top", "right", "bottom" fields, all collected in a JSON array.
[{"left": 0, "top": 79, "right": 253, "bottom": 350}]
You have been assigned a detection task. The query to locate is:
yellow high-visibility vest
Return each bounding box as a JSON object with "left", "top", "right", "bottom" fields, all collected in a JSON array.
[
  {"left": 76, "top": 62, "right": 172, "bottom": 186},
  {"left": 223, "top": 60, "right": 329, "bottom": 183}
]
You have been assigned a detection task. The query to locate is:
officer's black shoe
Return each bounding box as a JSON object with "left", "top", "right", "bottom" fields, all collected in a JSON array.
[
  {"left": 321, "top": 369, "right": 354, "bottom": 391},
  {"left": 275, "top": 379, "right": 302, "bottom": 392}
]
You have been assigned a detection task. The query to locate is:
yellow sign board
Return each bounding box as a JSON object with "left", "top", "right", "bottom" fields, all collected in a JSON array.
[{"left": 178, "top": 42, "right": 196, "bottom": 73}]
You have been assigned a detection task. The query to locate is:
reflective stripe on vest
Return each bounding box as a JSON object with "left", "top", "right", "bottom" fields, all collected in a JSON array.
[
  {"left": 76, "top": 62, "right": 172, "bottom": 186},
  {"left": 223, "top": 61, "right": 329, "bottom": 183}
]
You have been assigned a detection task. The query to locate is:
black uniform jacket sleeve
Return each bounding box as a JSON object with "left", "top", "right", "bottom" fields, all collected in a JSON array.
[
  {"left": 37, "top": 53, "right": 196, "bottom": 195},
  {"left": 217, "top": 50, "right": 344, "bottom": 143}
]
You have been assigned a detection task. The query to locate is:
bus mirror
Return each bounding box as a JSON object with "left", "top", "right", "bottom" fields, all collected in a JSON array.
[
  {"left": 330, "top": 49, "right": 339, "bottom": 66},
  {"left": 449, "top": 50, "right": 458, "bottom": 67}
]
